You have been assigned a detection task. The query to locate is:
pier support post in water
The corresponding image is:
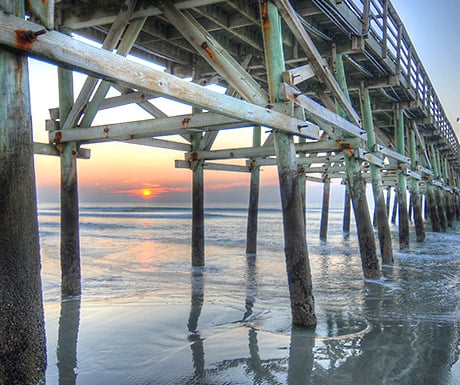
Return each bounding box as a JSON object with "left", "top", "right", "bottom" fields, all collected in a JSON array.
[
  {"left": 246, "top": 126, "right": 261, "bottom": 255},
  {"left": 59, "top": 62, "right": 82, "bottom": 296},
  {"left": 260, "top": 0, "right": 316, "bottom": 327},
  {"left": 361, "top": 87, "right": 393, "bottom": 262},
  {"left": 395, "top": 108, "right": 409, "bottom": 248},
  {"left": 336, "top": 54, "right": 381, "bottom": 278},
  {"left": 342, "top": 184, "right": 351, "bottom": 234},
  {"left": 425, "top": 182, "right": 442, "bottom": 232},
  {"left": 408, "top": 121, "right": 425, "bottom": 242},
  {"left": 0, "top": 1, "right": 46, "bottom": 382},
  {"left": 430, "top": 145, "right": 448, "bottom": 231},
  {"left": 191, "top": 132, "right": 205, "bottom": 267},
  {"left": 319, "top": 173, "right": 331, "bottom": 241}
]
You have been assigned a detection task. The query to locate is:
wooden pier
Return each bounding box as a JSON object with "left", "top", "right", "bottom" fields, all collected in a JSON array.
[{"left": 1, "top": 0, "right": 459, "bottom": 382}]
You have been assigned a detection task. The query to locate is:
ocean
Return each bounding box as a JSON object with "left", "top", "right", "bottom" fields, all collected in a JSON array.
[{"left": 39, "top": 203, "right": 460, "bottom": 384}]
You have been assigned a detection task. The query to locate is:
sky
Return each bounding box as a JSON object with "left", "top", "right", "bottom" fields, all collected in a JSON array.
[{"left": 29, "top": 1, "right": 460, "bottom": 205}]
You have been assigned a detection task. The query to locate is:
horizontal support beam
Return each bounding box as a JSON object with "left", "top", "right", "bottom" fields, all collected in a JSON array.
[
  {"left": 375, "top": 144, "right": 411, "bottom": 164},
  {"left": 124, "top": 138, "right": 191, "bottom": 151},
  {"left": 175, "top": 160, "right": 250, "bottom": 173},
  {"left": 99, "top": 91, "right": 158, "bottom": 110},
  {"left": 249, "top": 153, "right": 345, "bottom": 167},
  {"left": 282, "top": 83, "right": 367, "bottom": 139},
  {"left": 406, "top": 168, "right": 422, "bottom": 180},
  {"left": 49, "top": 113, "right": 247, "bottom": 143},
  {"left": 0, "top": 12, "right": 319, "bottom": 139},
  {"left": 186, "top": 138, "right": 361, "bottom": 161},
  {"left": 33, "top": 142, "right": 91, "bottom": 159},
  {"left": 417, "top": 165, "right": 434, "bottom": 177},
  {"left": 357, "top": 148, "right": 384, "bottom": 167}
]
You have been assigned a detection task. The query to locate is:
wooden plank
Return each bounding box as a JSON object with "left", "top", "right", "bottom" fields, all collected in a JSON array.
[
  {"left": 282, "top": 64, "right": 315, "bottom": 86},
  {"left": 0, "top": 12, "right": 319, "bottom": 139},
  {"left": 282, "top": 83, "right": 367, "bottom": 139}
]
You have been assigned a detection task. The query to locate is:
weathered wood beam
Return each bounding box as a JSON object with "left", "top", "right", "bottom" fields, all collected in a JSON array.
[
  {"left": 175, "top": 160, "right": 249, "bottom": 172},
  {"left": 0, "top": 12, "right": 322, "bottom": 139},
  {"left": 99, "top": 91, "right": 158, "bottom": 110},
  {"left": 250, "top": 153, "right": 344, "bottom": 166},
  {"left": 282, "top": 64, "right": 315, "bottom": 86},
  {"left": 49, "top": 113, "right": 247, "bottom": 143},
  {"left": 186, "top": 138, "right": 361, "bottom": 161},
  {"left": 374, "top": 144, "right": 411, "bottom": 164},
  {"left": 282, "top": 83, "right": 366, "bottom": 139},
  {"left": 125, "top": 138, "right": 191, "bottom": 151},
  {"left": 33, "top": 142, "right": 91, "bottom": 159}
]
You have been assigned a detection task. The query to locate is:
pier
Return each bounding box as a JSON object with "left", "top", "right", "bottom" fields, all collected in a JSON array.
[{"left": 1, "top": 0, "right": 459, "bottom": 382}]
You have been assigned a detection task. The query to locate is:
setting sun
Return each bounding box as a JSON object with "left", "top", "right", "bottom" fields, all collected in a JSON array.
[{"left": 140, "top": 189, "right": 153, "bottom": 198}]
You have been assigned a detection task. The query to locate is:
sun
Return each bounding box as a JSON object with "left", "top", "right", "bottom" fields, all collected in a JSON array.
[{"left": 140, "top": 189, "right": 153, "bottom": 198}]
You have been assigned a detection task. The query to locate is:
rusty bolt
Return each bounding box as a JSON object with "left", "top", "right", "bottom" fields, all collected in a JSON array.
[
  {"left": 53, "top": 131, "right": 62, "bottom": 144},
  {"left": 21, "top": 29, "right": 46, "bottom": 42}
]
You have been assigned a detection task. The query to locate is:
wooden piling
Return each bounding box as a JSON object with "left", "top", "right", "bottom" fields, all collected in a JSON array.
[
  {"left": 391, "top": 191, "right": 398, "bottom": 224},
  {"left": 261, "top": 0, "right": 316, "bottom": 327},
  {"left": 0, "top": 1, "right": 46, "bottom": 381},
  {"left": 59, "top": 64, "right": 81, "bottom": 296},
  {"left": 408, "top": 123, "right": 425, "bottom": 242},
  {"left": 430, "top": 145, "right": 448, "bottom": 231},
  {"left": 246, "top": 126, "right": 261, "bottom": 255},
  {"left": 395, "top": 109, "right": 409, "bottom": 248},
  {"left": 191, "top": 133, "right": 205, "bottom": 267},
  {"left": 386, "top": 187, "right": 391, "bottom": 217},
  {"left": 361, "top": 87, "right": 393, "bottom": 262},
  {"left": 336, "top": 54, "right": 381, "bottom": 278},
  {"left": 319, "top": 174, "right": 330, "bottom": 241},
  {"left": 342, "top": 184, "right": 351, "bottom": 234},
  {"left": 425, "top": 183, "right": 442, "bottom": 232}
]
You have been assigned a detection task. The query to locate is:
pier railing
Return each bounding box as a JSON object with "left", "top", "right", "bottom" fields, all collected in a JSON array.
[{"left": 316, "top": 0, "right": 459, "bottom": 166}]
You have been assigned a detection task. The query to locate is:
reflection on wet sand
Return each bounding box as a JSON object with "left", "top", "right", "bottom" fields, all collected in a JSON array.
[
  {"left": 183, "top": 254, "right": 459, "bottom": 385},
  {"left": 53, "top": 252, "right": 459, "bottom": 384},
  {"left": 188, "top": 269, "right": 205, "bottom": 381},
  {"left": 57, "top": 296, "right": 81, "bottom": 385}
]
